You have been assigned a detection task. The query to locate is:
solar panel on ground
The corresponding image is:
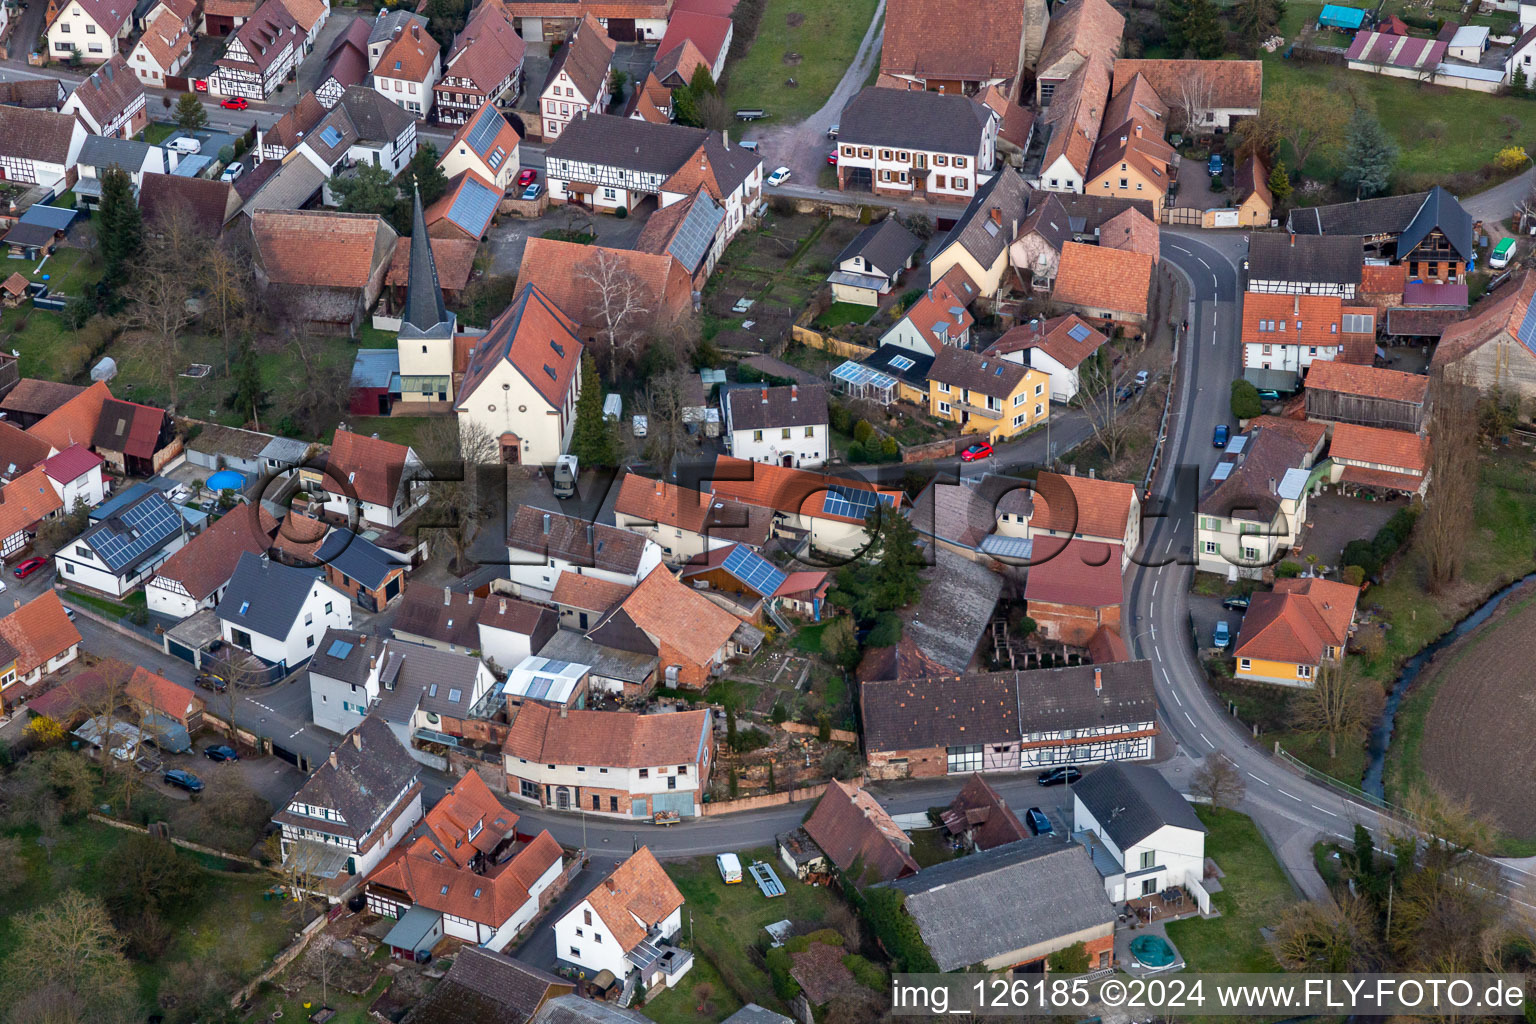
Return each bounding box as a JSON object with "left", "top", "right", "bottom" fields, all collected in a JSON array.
[
  {"left": 722, "top": 544, "right": 787, "bottom": 597},
  {"left": 327, "top": 639, "right": 354, "bottom": 659},
  {"left": 449, "top": 176, "right": 498, "bottom": 235}
]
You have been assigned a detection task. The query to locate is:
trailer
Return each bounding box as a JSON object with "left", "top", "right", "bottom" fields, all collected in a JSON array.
[{"left": 749, "top": 860, "right": 786, "bottom": 898}]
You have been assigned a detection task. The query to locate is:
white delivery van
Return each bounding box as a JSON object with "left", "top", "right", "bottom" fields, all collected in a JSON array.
[
  {"left": 632, "top": 414, "right": 648, "bottom": 438},
  {"left": 167, "top": 136, "right": 202, "bottom": 155},
  {"left": 716, "top": 852, "right": 743, "bottom": 884},
  {"left": 552, "top": 454, "right": 578, "bottom": 499},
  {"left": 603, "top": 393, "right": 622, "bottom": 422}
]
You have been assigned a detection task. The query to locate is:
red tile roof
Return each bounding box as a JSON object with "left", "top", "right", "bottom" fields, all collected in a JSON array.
[
  {"left": 1096, "top": 207, "right": 1161, "bottom": 261},
  {"left": 944, "top": 773, "right": 1029, "bottom": 850},
  {"left": 377, "top": 21, "right": 441, "bottom": 82},
  {"left": 803, "top": 779, "right": 919, "bottom": 883},
  {"left": 0, "top": 421, "right": 55, "bottom": 476},
  {"left": 125, "top": 665, "right": 202, "bottom": 720},
  {"left": 443, "top": 3, "right": 527, "bottom": 93},
  {"left": 0, "top": 466, "right": 63, "bottom": 543},
  {"left": 152, "top": 504, "right": 276, "bottom": 601},
  {"left": 1025, "top": 539, "right": 1123, "bottom": 608},
  {"left": 326, "top": 429, "right": 414, "bottom": 508},
  {"left": 899, "top": 278, "right": 975, "bottom": 354},
  {"left": 544, "top": 13, "right": 616, "bottom": 102},
  {"left": 0, "top": 591, "right": 81, "bottom": 676},
  {"left": 580, "top": 847, "right": 684, "bottom": 952},
  {"left": 456, "top": 283, "right": 584, "bottom": 411},
  {"left": 880, "top": 0, "right": 1030, "bottom": 83},
  {"left": 516, "top": 238, "right": 694, "bottom": 332},
  {"left": 985, "top": 314, "right": 1106, "bottom": 371},
  {"left": 502, "top": 702, "right": 712, "bottom": 771},
  {"left": 1329, "top": 422, "right": 1429, "bottom": 474},
  {"left": 1053, "top": 241, "right": 1152, "bottom": 317},
  {"left": 1240, "top": 292, "right": 1346, "bottom": 347},
  {"left": 1235, "top": 578, "right": 1358, "bottom": 665},
  {"left": 251, "top": 210, "right": 398, "bottom": 289},
  {"left": 657, "top": 10, "right": 730, "bottom": 66},
  {"left": 998, "top": 470, "right": 1137, "bottom": 541},
  {"left": 1111, "top": 59, "right": 1262, "bottom": 111},
  {"left": 28, "top": 381, "right": 111, "bottom": 454},
  {"left": 386, "top": 236, "right": 479, "bottom": 293},
  {"left": 618, "top": 565, "right": 742, "bottom": 668},
  {"left": 551, "top": 573, "right": 633, "bottom": 613},
  {"left": 706, "top": 455, "right": 905, "bottom": 526},
  {"left": 1303, "top": 360, "right": 1428, "bottom": 406},
  {"left": 1249, "top": 415, "right": 1327, "bottom": 452}
]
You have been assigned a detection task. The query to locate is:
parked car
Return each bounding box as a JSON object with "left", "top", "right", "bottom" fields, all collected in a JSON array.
[
  {"left": 1212, "top": 423, "right": 1230, "bottom": 448},
  {"left": 516, "top": 168, "right": 537, "bottom": 187},
  {"left": 220, "top": 161, "right": 244, "bottom": 183},
  {"left": 1036, "top": 765, "right": 1082, "bottom": 787},
  {"left": 167, "top": 136, "right": 202, "bottom": 155},
  {"left": 164, "top": 769, "right": 204, "bottom": 793},
  {"left": 1222, "top": 594, "right": 1251, "bottom": 612},
  {"left": 766, "top": 166, "right": 792, "bottom": 186},
  {"left": 737, "top": 140, "right": 759, "bottom": 152},
  {"left": 1134, "top": 370, "right": 1150, "bottom": 388},
  {"left": 1213, "top": 620, "right": 1231, "bottom": 649},
  {"left": 13, "top": 556, "right": 47, "bottom": 579},
  {"left": 826, "top": 123, "right": 839, "bottom": 139},
  {"left": 204, "top": 744, "right": 239, "bottom": 762},
  {"left": 826, "top": 150, "right": 838, "bottom": 165},
  {"left": 1116, "top": 385, "right": 1135, "bottom": 403},
  {"left": 1490, "top": 237, "right": 1516, "bottom": 269},
  {"left": 960, "top": 442, "right": 994, "bottom": 462},
  {"left": 520, "top": 183, "right": 543, "bottom": 201},
  {"left": 1026, "top": 807, "right": 1055, "bottom": 836},
  {"left": 194, "top": 671, "right": 227, "bottom": 692},
  {"left": 1256, "top": 388, "right": 1282, "bottom": 402},
  {"left": 220, "top": 96, "right": 248, "bottom": 110},
  {"left": 1208, "top": 153, "right": 1223, "bottom": 176},
  {"left": 716, "top": 852, "right": 743, "bottom": 883}
]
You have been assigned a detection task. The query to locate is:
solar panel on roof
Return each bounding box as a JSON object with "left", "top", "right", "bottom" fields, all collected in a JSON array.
[
  {"left": 722, "top": 544, "right": 788, "bottom": 597},
  {"left": 449, "top": 176, "right": 499, "bottom": 235},
  {"left": 1211, "top": 462, "right": 1233, "bottom": 481},
  {"left": 91, "top": 496, "right": 182, "bottom": 572},
  {"left": 1518, "top": 295, "right": 1536, "bottom": 355},
  {"left": 541, "top": 659, "right": 570, "bottom": 673},
  {"left": 487, "top": 147, "right": 504, "bottom": 170},
  {"left": 327, "top": 639, "right": 354, "bottom": 659},
  {"left": 668, "top": 196, "right": 725, "bottom": 272},
  {"left": 526, "top": 675, "right": 554, "bottom": 700},
  {"left": 821, "top": 484, "right": 894, "bottom": 521},
  {"left": 466, "top": 105, "right": 504, "bottom": 157},
  {"left": 320, "top": 125, "right": 343, "bottom": 147},
  {"left": 1067, "top": 323, "right": 1092, "bottom": 343}
]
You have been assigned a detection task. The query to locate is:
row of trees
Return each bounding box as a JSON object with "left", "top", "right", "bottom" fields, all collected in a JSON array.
[{"left": 1155, "top": 0, "right": 1285, "bottom": 59}]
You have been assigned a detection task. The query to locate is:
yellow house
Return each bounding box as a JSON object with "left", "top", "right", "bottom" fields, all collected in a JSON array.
[
  {"left": 1233, "top": 578, "right": 1359, "bottom": 688},
  {"left": 1085, "top": 126, "right": 1174, "bottom": 219},
  {"left": 927, "top": 346, "right": 1049, "bottom": 443},
  {"left": 925, "top": 167, "right": 1030, "bottom": 301},
  {"left": 1231, "top": 156, "right": 1274, "bottom": 228}
]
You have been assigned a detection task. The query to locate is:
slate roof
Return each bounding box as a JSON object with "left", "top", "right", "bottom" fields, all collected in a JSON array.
[
  {"left": 391, "top": 584, "right": 482, "bottom": 647},
  {"left": 837, "top": 216, "right": 921, "bottom": 276},
  {"left": 274, "top": 716, "right": 419, "bottom": 842},
  {"left": 507, "top": 506, "right": 651, "bottom": 575},
  {"left": 879, "top": 0, "right": 1028, "bottom": 82},
  {"left": 0, "top": 107, "right": 79, "bottom": 164},
  {"left": 79, "top": 134, "right": 152, "bottom": 171},
  {"left": 1248, "top": 232, "right": 1363, "bottom": 287},
  {"left": 544, "top": 114, "right": 710, "bottom": 178},
  {"left": 1072, "top": 761, "right": 1206, "bottom": 851},
  {"left": 403, "top": 946, "right": 570, "bottom": 1024},
  {"left": 928, "top": 345, "right": 1027, "bottom": 401},
  {"left": 316, "top": 530, "right": 402, "bottom": 590},
  {"left": 1054, "top": 192, "right": 1157, "bottom": 235},
  {"left": 888, "top": 837, "right": 1116, "bottom": 971},
  {"left": 1287, "top": 189, "right": 1470, "bottom": 255},
  {"left": 530, "top": 996, "right": 652, "bottom": 1024},
  {"left": 860, "top": 343, "right": 933, "bottom": 386},
  {"left": 1197, "top": 425, "right": 1311, "bottom": 522},
  {"left": 152, "top": 503, "right": 275, "bottom": 601},
  {"left": 1399, "top": 185, "right": 1474, "bottom": 262},
  {"left": 456, "top": 283, "right": 583, "bottom": 411},
  {"left": 905, "top": 547, "right": 1002, "bottom": 672},
  {"left": 861, "top": 661, "right": 1157, "bottom": 750},
  {"left": 337, "top": 85, "right": 416, "bottom": 145},
  {"left": 838, "top": 86, "right": 995, "bottom": 156},
  {"left": 219, "top": 551, "right": 326, "bottom": 640},
  {"left": 803, "top": 779, "right": 918, "bottom": 883},
  {"left": 724, "top": 384, "right": 828, "bottom": 432},
  {"left": 309, "top": 626, "right": 378, "bottom": 686}
]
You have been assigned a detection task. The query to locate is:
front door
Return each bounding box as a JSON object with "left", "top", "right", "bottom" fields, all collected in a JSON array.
[
  {"left": 781, "top": 454, "right": 793, "bottom": 467},
  {"left": 556, "top": 787, "right": 570, "bottom": 810}
]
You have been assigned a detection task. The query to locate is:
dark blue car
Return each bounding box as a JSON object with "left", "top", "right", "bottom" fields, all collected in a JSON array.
[
  {"left": 1213, "top": 423, "right": 1230, "bottom": 448},
  {"left": 1208, "top": 153, "right": 1224, "bottom": 176},
  {"left": 1027, "top": 807, "right": 1055, "bottom": 836},
  {"left": 204, "top": 745, "right": 239, "bottom": 762}
]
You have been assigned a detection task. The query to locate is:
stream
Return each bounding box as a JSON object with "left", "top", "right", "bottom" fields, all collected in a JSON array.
[{"left": 1361, "top": 571, "right": 1536, "bottom": 798}]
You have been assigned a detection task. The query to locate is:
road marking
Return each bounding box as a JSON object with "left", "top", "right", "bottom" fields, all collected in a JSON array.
[
  {"left": 1247, "top": 772, "right": 1271, "bottom": 786},
  {"left": 1152, "top": 578, "right": 1159, "bottom": 597},
  {"left": 1171, "top": 688, "right": 1182, "bottom": 706},
  {"left": 1184, "top": 711, "right": 1196, "bottom": 726},
  {"left": 1311, "top": 804, "right": 1340, "bottom": 818},
  {"left": 1197, "top": 257, "right": 1210, "bottom": 269},
  {"left": 1163, "top": 535, "right": 1173, "bottom": 554},
  {"left": 1278, "top": 789, "right": 1303, "bottom": 803},
  {"left": 1200, "top": 733, "right": 1214, "bottom": 748}
]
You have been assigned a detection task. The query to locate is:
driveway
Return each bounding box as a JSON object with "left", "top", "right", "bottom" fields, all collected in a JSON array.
[
  {"left": 486, "top": 203, "right": 650, "bottom": 273},
  {"left": 745, "top": 0, "right": 885, "bottom": 186},
  {"left": 511, "top": 855, "right": 622, "bottom": 970},
  {"left": 294, "top": 12, "right": 370, "bottom": 95}
]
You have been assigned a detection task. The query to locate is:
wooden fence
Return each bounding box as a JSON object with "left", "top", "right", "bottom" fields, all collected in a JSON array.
[
  {"left": 779, "top": 721, "right": 859, "bottom": 744},
  {"left": 791, "top": 325, "right": 875, "bottom": 360},
  {"left": 87, "top": 811, "right": 267, "bottom": 866}
]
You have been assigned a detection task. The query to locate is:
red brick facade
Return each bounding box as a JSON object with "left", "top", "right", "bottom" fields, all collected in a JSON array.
[{"left": 1028, "top": 599, "right": 1122, "bottom": 647}]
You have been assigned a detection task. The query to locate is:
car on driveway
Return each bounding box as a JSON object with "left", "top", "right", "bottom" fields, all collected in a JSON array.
[
  {"left": 1026, "top": 807, "right": 1055, "bottom": 835},
  {"left": 204, "top": 744, "right": 239, "bottom": 762},
  {"left": 1036, "top": 765, "right": 1082, "bottom": 787},
  {"left": 1212, "top": 423, "right": 1229, "bottom": 448},
  {"left": 1208, "top": 153, "right": 1223, "bottom": 176},
  {"left": 519, "top": 182, "right": 543, "bottom": 201},
  {"left": 1491, "top": 237, "right": 1516, "bottom": 269},
  {"left": 960, "top": 442, "right": 993, "bottom": 462},
  {"left": 1116, "top": 385, "right": 1135, "bottom": 403},
  {"left": 1134, "top": 370, "right": 1150, "bottom": 388},
  {"left": 1213, "top": 620, "right": 1231, "bottom": 649},
  {"left": 164, "top": 769, "right": 204, "bottom": 793},
  {"left": 766, "top": 166, "right": 792, "bottom": 186},
  {"left": 194, "top": 671, "right": 227, "bottom": 692},
  {"left": 1222, "top": 594, "right": 1251, "bottom": 612},
  {"left": 220, "top": 96, "right": 248, "bottom": 110},
  {"left": 13, "top": 556, "right": 47, "bottom": 579},
  {"left": 517, "top": 168, "right": 537, "bottom": 187},
  {"left": 826, "top": 151, "right": 838, "bottom": 165},
  {"left": 220, "top": 161, "right": 243, "bottom": 183},
  {"left": 1256, "top": 388, "right": 1282, "bottom": 402}
]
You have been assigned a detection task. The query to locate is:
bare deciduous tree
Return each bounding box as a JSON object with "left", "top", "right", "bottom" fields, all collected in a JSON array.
[
  {"left": 1173, "top": 69, "right": 1217, "bottom": 135},
  {"left": 199, "top": 236, "right": 254, "bottom": 374},
  {"left": 577, "top": 249, "right": 653, "bottom": 376},
  {"left": 1191, "top": 751, "right": 1245, "bottom": 809},
  {"left": 1273, "top": 897, "right": 1381, "bottom": 972},
  {"left": 286, "top": 329, "right": 353, "bottom": 437},
  {"left": 416, "top": 416, "right": 500, "bottom": 571},
  {"left": 1077, "top": 362, "right": 1135, "bottom": 466},
  {"left": 1291, "top": 657, "right": 1369, "bottom": 759},
  {"left": 124, "top": 263, "right": 196, "bottom": 407},
  {"left": 1, "top": 890, "right": 138, "bottom": 1024},
  {"left": 643, "top": 371, "right": 692, "bottom": 474},
  {"left": 1422, "top": 367, "right": 1481, "bottom": 591}
]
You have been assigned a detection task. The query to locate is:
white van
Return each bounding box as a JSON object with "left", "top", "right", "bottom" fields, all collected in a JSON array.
[
  {"left": 552, "top": 454, "right": 578, "bottom": 499},
  {"left": 716, "top": 852, "right": 743, "bottom": 884},
  {"left": 167, "top": 137, "right": 202, "bottom": 155},
  {"left": 632, "top": 414, "right": 648, "bottom": 438}
]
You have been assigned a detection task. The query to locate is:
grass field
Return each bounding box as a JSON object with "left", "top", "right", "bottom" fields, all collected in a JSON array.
[
  {"left": 723, "top": 0, "right": 878, "bottom": 124},
  {"left": 1268, "top": 3, "right": 1536, "bottom": 186},
  {"left": 646, "top": 846, "right": 846, "bottom": 1023},
  {"left": 813, "top": 301, "right": 873, "bottom": 330},
  {"left": 1164, "top": 808, "right": 1293, "bottom": 973}
]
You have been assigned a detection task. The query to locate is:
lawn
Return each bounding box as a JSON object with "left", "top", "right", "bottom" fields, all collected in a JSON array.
[
  {"left": 1163, "top": 807, "right": 1293, "bottom": 973},
  {"left": 1, "top": 305, "right": 74, "bottom": 380},
  {"left": 653, "top": 846, "right": 847, "bottom": 1021},
  {"left": 142, "top": 121, "right": 176, "bottom": 146},
  {"left": 62, "top": 588, "right": 149, "bottom": 620},
  {"left": 723, "top": 0, "right": 878, "bottom": 125},
  {"left": 1268, "top": 4, "right": 1536, "bottom": 186},
  {"left": 813, "top": 301, "right": 872, "bottom": 330},
  {"left": 25, "top": 245, "right": 98, "bottom": 297}
]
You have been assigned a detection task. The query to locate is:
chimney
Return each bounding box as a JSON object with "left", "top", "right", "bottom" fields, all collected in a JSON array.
[
  {"left": 328, "top": 750, "right": 338, "bottom": 769},
  {"left": 443, "top": 586, "right": 452, "bottom": 606},
  {"left": 721, "top": 129, "right": 728, "bottom": 147},
  {"left": 560, "top": 707, "right": 568, "bottom": 718},
  {"left": 1088, "top": 467, "right": 1096, "bottom": 479},
  {"left": 369, "top": 654, "right": 377, "bottom": 671},
  {"left": 760, "top": 387, "right": 768, "bottom": 403},
  {"left": 1094, "top": 668, "right": 1102, "bottom": 693},
  {"left": 499, "top": 598, "right": 507, "bottom": 614},
  {"left": 1289, "top": 231, "right": 1295, "bottom": 247},
  {"left": 1134, "top": 123, "right": 1142, "bottom": 138},
  {"left": 542, "top": 512, "right": 551, "bottom": 534},
  {"left": 989, "top": 207, "right": 1001, "bottom": 226},
  {"left": 352, "top": 730, "right": 363, "bottom": 750},
  {"left": 1069, "top": 464, "right": 1077, "bottom": 476},
  {"left": 1269, "top": 476, "right": 1277, "bottom": 494},
  {"left": 791, "top": 385, "right": 798, "bottom": 402},
  {"left": 585, "top": 524, "right": 594, "bottom": 545}
]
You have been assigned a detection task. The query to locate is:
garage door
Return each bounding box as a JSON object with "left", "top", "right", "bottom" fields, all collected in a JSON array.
[
  {"left": 166, "top": 638, "right": 197, "bottom": 664},
  {"left": 607, "top": 18, "right": 636, "bottom": 40},
  {"left": 652, "top": 791, "right": 695, "bottom": 818}
]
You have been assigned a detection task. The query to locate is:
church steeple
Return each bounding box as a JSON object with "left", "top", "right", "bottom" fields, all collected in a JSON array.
[{"left": 398, "top": 186, "right": 454, "bottom": 342}]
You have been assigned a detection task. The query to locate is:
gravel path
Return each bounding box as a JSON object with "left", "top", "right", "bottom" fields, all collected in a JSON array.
[{"left": 745, "top": 0, "right": 886, "bottom": 184}]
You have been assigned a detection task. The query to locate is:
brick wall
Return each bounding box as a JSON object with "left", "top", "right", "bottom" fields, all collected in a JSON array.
[
  {"left": 866, "top": 745, "right": 948, "bottom": 780},
  {"left": 1029, "top": 600, "right": 1121, "bottom": 647},
  {"left": 658, "top": 640, "right": 711, "bottom": 689},
  {"left": 449, "top": 749, "right": 507, "bottom": 792}
]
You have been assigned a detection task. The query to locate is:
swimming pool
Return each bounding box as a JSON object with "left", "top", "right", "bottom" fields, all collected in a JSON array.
[{"left": 1129, "top": 934, "right": 1177, "bottom": 968}]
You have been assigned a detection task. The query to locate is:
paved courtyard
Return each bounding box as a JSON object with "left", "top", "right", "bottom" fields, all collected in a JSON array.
[{"left": 1295, "top": 490, "right": 1405, "bottom": 570}]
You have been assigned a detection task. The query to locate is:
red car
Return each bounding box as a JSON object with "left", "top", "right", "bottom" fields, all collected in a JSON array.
[
  {"left": 220, "top": 96, "right": 248, "bottom": 110},
  {"left": 960, "top": 442, "right": 994, "bottom": 462},
  {"left": 826, "top": 150, "right": 838, "bottom": 165},
  {"left": 13, "top": 556, "right": 48, "bottom": 579},
  {"left": 517, "top": 168, "right": 537, "bottom": 187}
]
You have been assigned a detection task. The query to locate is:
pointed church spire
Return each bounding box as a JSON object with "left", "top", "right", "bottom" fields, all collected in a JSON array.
[{"left": 399, "top": 186, "right": 453, "bottom": 342}]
